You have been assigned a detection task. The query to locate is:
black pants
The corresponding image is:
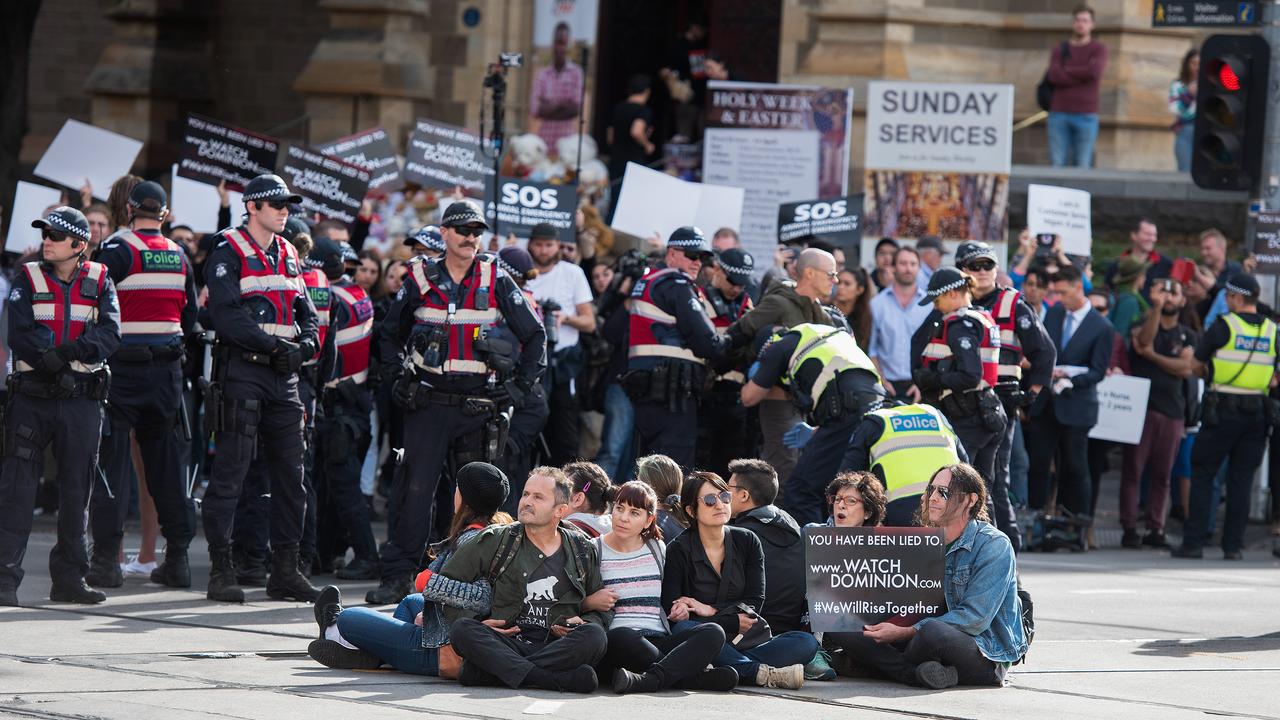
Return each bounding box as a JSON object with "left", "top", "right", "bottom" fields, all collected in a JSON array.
[
  {"left": 785, "top": 412, "right": 862, "bottom": 526},
  {"left": 988, "top": 406, "right": 1021, "bottom": 551},
  {"left": 697, "top": 384, "right": 752, "bottom": 480},
  {"left": 501, "top": 386, "right": 550, "bottom": 515},
  {"left": 1024, "top": 411, "right": 1091, "bottom": 516},
  {"left": 829, "top": 620, "right": 1004, "bottom": 687},
  {"left": 315, "top": 388, "right": 376, "bottom": 561},
  {"left": 545, "top": 379, "right": 581, "bottom": 466},
  {"left": 450, "top": 617, "right": 608, "bottom": 688},
  {"left": 633, "top": 400, "right": 697, "bottom": 469},
  {"left": 1183, "top": 407, "right": 1268, "bottom": 553},
  {"left": 0, "top": 392, "right": 103, "bottom": 590},
  {"left": 202, "top": 357, "right": 307, "bottom": 552},
  {"left": 90, "top": 358, "right": 195, "bottom": 557},
  {"left": 600, "top": 624, "right": 727, "bottom": 686}
]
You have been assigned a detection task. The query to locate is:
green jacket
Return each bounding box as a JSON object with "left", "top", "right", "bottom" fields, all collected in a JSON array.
[
  {"left": 727, "top": 280, "right": 841, "bottom": 365},
  {"left": 440, "top": 522, "right": 611, "bottom": 629}
]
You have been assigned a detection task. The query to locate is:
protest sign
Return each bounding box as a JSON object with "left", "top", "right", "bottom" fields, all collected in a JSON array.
[
  {"left": 610, "top": 162, "right": 744, "bottom": 250},
  {"left": 805, "top": 526, "right": 946, "bottom": 632},
  {"left": 403, "top": 119, "right": 494, "bottom": 194},
  {"left": 318, "top": 127, "right": 403, "bottom": 194},
  {"left": 178, "top": 113, "right": 280, "bottom": 191},
  {"left": 484, "top": 178, "right": 577, "bottom": 239},
  {"left": 1027, "top": 184, "right": 1092, "bottom": 256},
  {"left": 1252, "top": 212, "right": 1280, "bottom": 274},
  {"left": 1088, "top": 375, "right": 1152, "bottom": 445},
  {"left": 281, "top": 145, "right": 371, "bottom": 226},
  {"left": 34, "top": 120, "right": 143, "bottom": 200},
  {"left": 778, "top": 195, "right": 862, "bottom": 248},
  {"left": 170, "top": 164, "right": 241, "bottom": 234},
  {"left": 5, "top": 181, "right": 63, "bottom": 253}
]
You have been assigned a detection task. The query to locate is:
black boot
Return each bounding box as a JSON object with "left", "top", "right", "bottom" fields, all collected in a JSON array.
[
  {"left": 50, "top": 579, "right": 107, "bottom": 604},
  {"left": 266, "top": 544, "right": 320, "bottom": 602},
  {"left": 673, "top": 667, "right": 739, "bottom": 691},
  {"left": 612, "top": 668, "right": 663, "bottom": 694},
  {"left": 365, "top": 576, "right": 411, "bottom": 605},
  {"left": 335, "top": 555, "right": 379, "bottom": 580},
  {"left": 233, "top": 546, "right": 267, "bottom": 586},
  {"left": 84, "top": 553, "right": 123, "bottom": 588},
  {"left": 150, "top": 546, "right": 192, "bottom": 588},
  {"left": 207, "top": 547, "right": 246, "bottom": 603},
  {"left": 0, "top": 587, "right": 17, "bottom": 607}
]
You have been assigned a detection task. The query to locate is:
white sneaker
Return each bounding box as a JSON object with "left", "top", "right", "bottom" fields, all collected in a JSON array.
[
  {"left": 755, "top": 663, "right": 804, "bottom": 689},
  {"left": 122, "top": 557, "right": 157, "bottom": 577}
]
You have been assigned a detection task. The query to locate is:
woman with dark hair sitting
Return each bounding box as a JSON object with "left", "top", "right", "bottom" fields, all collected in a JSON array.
[
  {"left": 816, "top": 471, "right": 887, "bottom": 528},
  {"left": 827, "top": 463, "right": 1026, "bottom": 689},
  {"left": 661, "top": 471, "right": 819, "bottom": 689},
  {"left": 306, "top": 462, "right": 513, "bottom": 675}
]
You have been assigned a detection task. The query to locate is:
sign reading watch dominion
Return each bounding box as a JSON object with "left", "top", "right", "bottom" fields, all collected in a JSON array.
[{"left": 141, "top": 249, "right": 184, "bottom": 271}]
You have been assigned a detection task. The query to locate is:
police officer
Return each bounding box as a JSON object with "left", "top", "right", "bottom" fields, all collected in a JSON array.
[
  {"left": 0, "top": 207, "right": 120, "bottom": 606},
  {"left": 697, "top": 247, "right": 756, "bottom": 476},
  {"left": 293, "top": 220, "right": 329, "bottom": 574},
  {"left": 86, "top": 182, "right": 199, "bottom": 590},
  {"left": 372, "top": 200, "right": 545, "bottom": 604},
  {"left": 406, "top": 225, "right": 445, "bottom": 260},
  {"left": 202, "top": 174, "right": 321, "bottom": 603},
  {"left": 741, "top": 323, "right": 884, "bottom": 526},
  {"left": 1174, "top": 273, "right": 1278, "bottom": 560},
  {"left": 911, "top": 268, "right": 1007, "bottom": 490},
  {"left": 840, "top": 401, "right": 967, "bottom": 526},
  {"left": 625, "top": 226, "right": 729, "bottom": 468},
  {"left": 951, "top": 241, "right": 1053, "bottom": 549}
]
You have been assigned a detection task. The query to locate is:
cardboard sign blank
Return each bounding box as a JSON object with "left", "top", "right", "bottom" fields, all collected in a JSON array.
[
  {"left": 1088, "top": 375, "right": 1152, "bottom": 445},
  {"left": 5, "top": 181, "right": 63, "bottom": 253},
  {"left": 34, "top": 120, "right": 143, "bottom": 200},
  {"left": 610, "top": 162, "right": 744, "bottom": 247}
]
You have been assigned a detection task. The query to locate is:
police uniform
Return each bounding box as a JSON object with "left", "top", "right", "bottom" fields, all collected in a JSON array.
[
  {"left": 0, "top": 207, "right": 120, "bottom": 606},
  {"left": 696, "top": 247, "right": 756, "bottom": 477},
  {"left": 1175, "top": 274, "right": 1278, "bottom": 559},
  {"left": 374, "top": 201, "right": 545, "bottom": 603},
  {"left": 202, "top": 174, "right": 321, "bottom": 603},
  {"left": 625, "top": 226, "right": 729, "bottom": 468},
  {"left": 840, "top": 402, "right": 967, "bottom": 526},
  {"left": 87, "top": 181, "right": 199, "bottom": 590},
  {"left": 749, "top": 323, "right": 884, "bottom": 525}
]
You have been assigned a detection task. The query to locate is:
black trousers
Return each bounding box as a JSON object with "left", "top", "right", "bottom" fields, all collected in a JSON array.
[
  {"left": 545, "top": 379, "right": 581, "bottom": 466},
  {"left": 1183, "top": 408, "right": 1268, "bottom": 553},
  {"left": 633, "top": 400, "right": 697, "bottom": 469},
  {"left": 450, "top": 617, "right": 608, "bottom": 688},
  {"left": 1024, "top": 411, "right": 1091, "bottom": 517},
  {"left": 600, "top": 624, "right": 727, "bottom": 686},
  {"left": 785, "top": 412, "right": 862, "bottom": 526},
  {"left": 829, "top": 620, "right": 1004, "bottom": 687},
  {"left": 202, "top": 357, "right": 307, "bottom": 552},
  {"left": 988, "top": 407, "right": 1021, "bottom": 551},
  {"left": 696, "top": 384, "right": 752, "bottom": 480},
  {"left": 90, "top": 358, "right": 195, "bottom": 557},
  {"left": 0, "top": 392, "right": 103, "bottom": 590},
  {"left": 315, "top": 388, "right": 377, "bottom": 561}
]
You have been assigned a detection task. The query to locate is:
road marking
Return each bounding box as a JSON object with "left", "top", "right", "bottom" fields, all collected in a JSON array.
[
  {"left": 523, "top": 700, "right": 563, "bottom": 715},
  {"left": 1068, "top": 589, "right": 1137, "bottom": 595},
  {"left": 1184, "top": 587, "right": 1253, "bottom": 593}
]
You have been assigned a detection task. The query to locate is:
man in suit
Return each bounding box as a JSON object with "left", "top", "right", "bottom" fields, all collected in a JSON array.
[{"left": 1025, "top": 264, "right": 1114, "bottom": 524}]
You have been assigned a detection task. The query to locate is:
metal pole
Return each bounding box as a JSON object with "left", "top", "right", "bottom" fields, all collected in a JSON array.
[{"left": 573, "top": 46, "right": 590, "bottom": 244}]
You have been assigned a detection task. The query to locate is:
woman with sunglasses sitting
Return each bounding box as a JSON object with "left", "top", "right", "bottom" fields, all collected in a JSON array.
[
  {"left": 660, "top": 471, "right": 819, "bottom": 689},
  {"left": 827, "top": 463, "right": 1027, "bottom": 690}
]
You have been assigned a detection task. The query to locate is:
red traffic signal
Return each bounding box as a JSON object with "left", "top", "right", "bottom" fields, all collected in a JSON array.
[
  {"left": 1218, "top": 61, "right": 1241, "bottom": 91},
  {"left": 1192, "top": 35, "right": 1270, "bottom": 191}
]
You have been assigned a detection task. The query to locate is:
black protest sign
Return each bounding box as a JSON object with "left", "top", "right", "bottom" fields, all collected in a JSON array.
[
  {"left": 318, "top": 127, "right": 404, "bottom": 194},
  {"left": 403, "top": 119, "right": 494, "bottom": 193},
  {"left": 485, "top": 177, "right": 577, "bottom": 239},
  {"left": 777, "top": 194, "right": 862, "bottom": 247},
  {"left": 1253, "top": 212, "right": 1280, "bottom": 275},
  {"left": 805, "top": 526, "right": 946, "bottom": 632},
  {"left": 281, "top": 145, "right": 371, "bottom": 225},
  {"left": 178, "top": 113, "right": 280, "bottom": 191}
]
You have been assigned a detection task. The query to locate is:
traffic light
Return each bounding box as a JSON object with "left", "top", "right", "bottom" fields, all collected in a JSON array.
[{"left": 1191, "top": 34, "right": 1270, "bottom": 191}]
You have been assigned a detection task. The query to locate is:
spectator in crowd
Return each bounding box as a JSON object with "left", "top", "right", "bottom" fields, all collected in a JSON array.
[
  {"left": 1105, "top": 217, "right": 1171, "bottom": 292},
  {"left": 835, "top": 267, "right": 873, "bottom": 348},
  {"left": 662, "top": 471, "right": 819, "bottom": 689},
  {"left": 725, "top": 460, "right": 808, "bottom": 636},
  {"left": 607, "top": 74, "right": 655, "bottom": 220},
  {"left": 661, "top": 20, "right": 709, "bottom": 140},
  {"left": 635, "top": 454, "right": 688, "bottom": 540},
  {"left": 529, "top": 21, "right": 584, "bottom": 153},
  {"left": 354, "top": 250, "right": 383, "bottom": 299},
  {"left": 560, "top": 236, "right": 581, "bottom": 265},
  {"left": 829, "top": 464, "right": 1026, "bottom": 689},
  {"left": 1021, "top": 267, "right": 1052, "bottom": 318},
  {"left": 1108, "top": 255, "right": 1149, "bottom": 342},
  {"left": 84, "top": 202, "right": 112, "bottom": 249},
  {"left": 590, "top": 481, "right": 739, "bottom": 693},
  {"left": 817, "top": 471, "right": 886, "bottom": 528},
  {"left": 590, "top": 262, "right": 614, "bottom": 296},
  {"left": 592, "top": 251, "right": 644, "bottom": 482},
  {"left": 712, "top": 227, "right": 740, "bottom": 252},
  {"left": 382, "top": 260, "right": 407, "bottom": 299},
  {"left": 915, "top": 236, "right": 946, "bottom": 284},
  {"left": 575, "top": 205, "right": 614, "bottom": 265},
  {"left": 871, "top": 238, "right": 899, "bottom": 291},
  {"left": 563, "top": 461, "right": 613, "bottom": 538},
  {"left": 1196, "top": 228, "right": 1242, "bottom": 296},
  {"left": 869, "top": 247, "right": 931, "bottom": 402},
  {"left": 1169, "top": 49, "right": 1198, "bottom": 172},
  {"left": 1045, "top": 4, "right": 1108, "bottom": 167},
  {"left": 106, "top": 174, "right": 141, "bottom": 234}
]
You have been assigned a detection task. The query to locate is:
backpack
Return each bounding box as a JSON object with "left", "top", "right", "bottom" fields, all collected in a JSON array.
[
  {"left": 1015, "top": 588, "right": 1035, "bottom": 664},
  {"left": 486, "top": 522, "right": 594, "bottom": 589},
  {"left": 1036, "top": 42, "right": 1070, "bottom": 112}
]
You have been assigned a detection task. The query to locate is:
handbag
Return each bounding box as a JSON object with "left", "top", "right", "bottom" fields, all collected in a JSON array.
[
  {"left": 731, "top": 602, "right": 773, "bottom": 651},
  {"left": 1036, "top": 42, "right": 1070, "bottom": 112}
]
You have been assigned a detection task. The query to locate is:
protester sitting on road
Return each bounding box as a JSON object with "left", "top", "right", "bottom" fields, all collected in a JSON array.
[
  {"left": 586, "top": 481, "right": 739, "bottom": 693},
  {"left": 305, "top": 462, "right": 513, "bottom": 674},
  {"left": 815, "top": 472, "right": 887, "bottom": 528},
  {"left": 661, "top": 471, "right": 819, "bottom": 689},
  {"left": 827, "top": 464, "right": 1027, "bottom": 689},
  {"left": 635, "top": 454, "right": 688, "bottom": 540},
  {"left": 563, "top": 461, "right": 613, "bottom": 538},
  {"left": 725, "top": 459, "right": 807, "bottom": 635}
]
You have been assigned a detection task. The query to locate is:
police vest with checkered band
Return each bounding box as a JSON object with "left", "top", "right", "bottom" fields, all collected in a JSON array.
[
  {"left": 704, "top": 288, "right": 753, "bottom": 383},
  {"left": 299, "top": 267, "right": 330, "bottom": 366},
  {"left": 868, "top": 404, "right": 961, "bottom": 503},
  {"left": 920, "top": 307, "right": 1000, "bottom": 397},
  {"left": 407, "top": 257, "right": 499, "bottom": 375},
  {"left": 223, "top": 229, "right": 303, "bottom": 340},
  {"left": 1211, "top": 312, "right": 1278, "bottom": 394},
  {"left": 769, "top": 323, "right": 879, "bottom": 412},
  {"left": 628, "top": 267, "right": 707, "bottom": 369},
  {"left": 989, "top": 288, "right": 1024, "bottom": 384},
  {"left": 16, "top": 260, "right": 108, "bottom": 374},
  {"left": 114, "top": 231, "right": 187, "bottom": 342},
  {"left": 326, "top": 280, "right": 374, "bottom": 387}
]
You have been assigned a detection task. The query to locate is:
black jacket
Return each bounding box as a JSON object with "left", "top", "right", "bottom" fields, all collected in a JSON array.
[
  {"left": 661, "top": 525, "right": 765, "bottom": 639},
  {"left": 730, "top": 505, "right": 808, "bottom": 633}
]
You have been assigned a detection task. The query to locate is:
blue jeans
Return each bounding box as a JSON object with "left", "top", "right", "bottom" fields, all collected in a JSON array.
[
  {"left": 336, "top": 594, "right": 439, "bottom": 675},
  {"left": 595, "top": 383, "right": 635, "bottom": 481},
  {"left": 1048, "top": 112, "right": 1099, "bottom": 167},
  {"left": 671, "top": 620, "right": 818, "bottom": 684},
  {"left": 1174, "top": 124, "right": 1194, "bottom": 172}
]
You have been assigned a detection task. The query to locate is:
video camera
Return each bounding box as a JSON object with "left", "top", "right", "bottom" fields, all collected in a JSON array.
[{"left": 539, "top": 299, "right": 562, "bottom": 347}]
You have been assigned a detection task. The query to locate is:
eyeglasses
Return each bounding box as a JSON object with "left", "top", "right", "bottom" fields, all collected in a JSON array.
[
  {"left": 42, "top": 229, "right": 70, "bottom": 243},
  {"left": 825, "top": 270, "right": 840, "bottom": 279},
  {"left": 700, "top": 491, "right": 733, "bottom": 507},
  {"left": 265, "top": 198, "right": 290, "bottom": 210},
  {"left": 925, "top": 485, "right": 952, "bottom": 501},
  {"left": 682, "top": 250, "right": 710, "bottom": 264},
  {"left": 828, "top": 494, "right": 862, "bottom": 507},
  {"left": 453, "top": 226, "right": 486, "bottom": 238},
  {"left": 964, "top": 260, "right": 996, "bottom": 272}
]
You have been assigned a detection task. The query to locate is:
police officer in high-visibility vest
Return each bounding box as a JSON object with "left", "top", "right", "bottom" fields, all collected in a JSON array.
[
  {"left": 624, "top": 226, "right": 729, "bottom": 468},
  {"left": 86, "top": 182, "right": 198, "bottom": 590},
  {"left": 741, "top": 323, "right": 885, "bottom": 525},
  {"left": 840, "top": 401, "right": 968, "bottom": 526},
  {"left": 0, "top": 207, "right": 120, "bottom": 607},
  {"left": 373, "top": 200, "right": 545, "bottom": 605},
  {"left": 697, "top": 247, "right": 756, "bottom": 477},
  {"left": 202, "top": 174, "right": 321, "bottom": 603},
  {"left": 910, "top": 268, "right": 1007, "bottom": 489},
  {"left": 1174, "top": 273, "right": 1279, "bottom": 560}
]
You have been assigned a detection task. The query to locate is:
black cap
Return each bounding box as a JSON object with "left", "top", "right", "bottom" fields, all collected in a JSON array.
[
  {"left": 916, "top": 235, "right": 947, "bottom": 254},
  {"left": 280, "top": 216, "right": 310, "bottom": 243},
  {"left": 716, "top": 247, "right": 754, "bottom": 285},
  {"left": 127, "top": 180, "right": 168, "bottom": 212},
  {"left": 308, "top": 236, "right": 345, "bottom": 270},
  {"left": 497, "top": 246, "right": 534, "bottom": 278},
  {"left": 32, "top": 206, "right": 91, "bottom": 243},
  {"left": 338, "top": 241, "right": 359, "bottom": 264},
  {"left": 440, "top": 200, "right": 489, "bottom": 229},
  {"left": 1225, "top": 272, "right": 1261, "bottom": 300},
  {"left": 405, "top": 225, "right": 445, "bottom": 252},
  {"left": 242, "top": 174, "right": 303, "bottom": 204},
  {"left": 918, "top": 267, "right": 970, "bottom": 306},
  {"left": 529, "top": 222, "right": 559, "bottom": 241},
  {"left": 456, "top": 462, "right": 510, "bottom": 516},
  {"left": 954, "top": 241, "right": 997, "bottom": 267},
  {"left": 667, "top": 225, "right": 712, "bottom": 255}
]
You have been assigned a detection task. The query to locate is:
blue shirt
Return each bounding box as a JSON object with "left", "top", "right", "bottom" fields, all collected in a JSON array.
[
  {"left": 868, "top": 285, "right": 932, "bottom": 381},
  {"left": 1204, "top": 288, "right": 1229, "bottom": 330}
]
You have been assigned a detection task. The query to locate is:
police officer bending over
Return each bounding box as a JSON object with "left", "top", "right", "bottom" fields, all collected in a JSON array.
[
  {"left": 372, "top": 200, "right": 545, "bottom": 605},
  {"left": 0, "top": 207, "right": 120, "bottom": 606},
  {"left": 202, "top": 174, "right": 321, "bottom": 603}
]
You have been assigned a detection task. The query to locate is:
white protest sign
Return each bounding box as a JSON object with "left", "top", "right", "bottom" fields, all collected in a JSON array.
[
  {"left": 1028, "top": 184, "right": 1092, "bottom": 256},
  {"left": 864, "top": 82, "right": 1013, "bottom": 174},
  {"left": 170, "top": 164, "right": 241, "bottom": 234},
  {"left": 34, "top": 120, "right": 143, "bottom": 199},
  {"left": 1088, "top": 375, "right": 1151, "bottom": 445},
  {"left": 5, "top": 181, "right": 63, "bottom": 253},
  {"left": 610, "top": 162, "right": 744, "bottom": 249}
]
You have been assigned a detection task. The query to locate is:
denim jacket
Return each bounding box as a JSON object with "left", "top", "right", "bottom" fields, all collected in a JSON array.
[
  {"left": 419, "top": 527, "right": 493, "bottom": 649},
  {"left": 913, "top": 520, "right": 1026, "bottom": 664}
]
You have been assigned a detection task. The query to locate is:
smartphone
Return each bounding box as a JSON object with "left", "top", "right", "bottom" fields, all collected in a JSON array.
[
  {"left": 1159, "top": 278, "right": 1175, "bottom": 293},
  {"left": 1036, "top": 233, "right": 1056, "bottom": 248}
]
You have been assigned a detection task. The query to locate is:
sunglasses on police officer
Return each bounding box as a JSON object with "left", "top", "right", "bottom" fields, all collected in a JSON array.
[
  {"left": 42, "top": 230, "right": 70, "bottom": 243},
  {"left": 453, "top": 226, "right": 486, "bottom": 238},
  {"left": 964, "top": 260, "right": 996, "bottom": 272},
  {"left": 258, "top": 198, "right": 290, "bottom": 211}
]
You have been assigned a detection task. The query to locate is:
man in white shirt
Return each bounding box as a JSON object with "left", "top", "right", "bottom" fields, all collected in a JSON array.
[{"left": 526, "top": 222, "right": 596, "bottom": 464}]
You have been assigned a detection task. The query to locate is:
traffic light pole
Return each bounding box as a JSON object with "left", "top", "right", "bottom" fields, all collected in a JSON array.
[{"left": 1259, "top": 2, "right": 1280, "bottom": 212}]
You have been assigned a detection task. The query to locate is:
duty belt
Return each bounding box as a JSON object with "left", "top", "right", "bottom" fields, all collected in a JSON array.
[
  {"left": 10, "top": 370, "right": 109, "bottom": 400},
  {"left": 112, "top": 344, "right": 184, "bottom": 364}
]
